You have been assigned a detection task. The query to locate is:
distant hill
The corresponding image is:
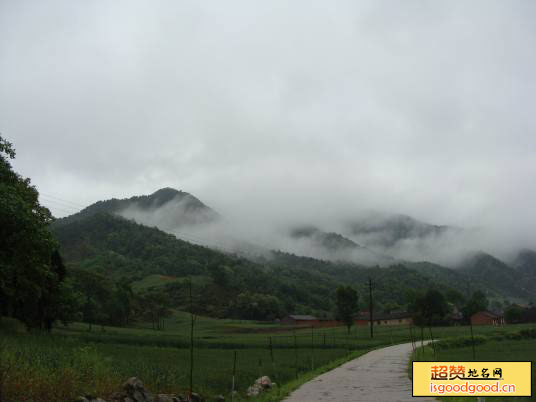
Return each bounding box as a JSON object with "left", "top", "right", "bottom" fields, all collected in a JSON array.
[
  {"left": 50, "top": 190, "right": 535, "bottom": 312},
  {"left": 289, "top": 225, "right": 394, "bottom": 265},
  {"left": 513, "top": 249, "right": 536, "bottom": 275},
  {"left": 458, "top": 252, "right": 536, "bottom": 300},
  {"left": 346, "top": 213, "right": 452, "bottom": 248},
  {"left": 291, "top": 225, "right": 363, "bottom": 251},
  {"left": 511, "top": 249, "right": 536, "bottom": 298},
  {"left": 56, "top": 187, "right": 219, "bottom": 231},
  {"left": 50, "top": 211, "right": 517, "bottom": 319}
]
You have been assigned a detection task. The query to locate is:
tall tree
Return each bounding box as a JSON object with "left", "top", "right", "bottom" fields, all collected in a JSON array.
[
  {"left": 414, "top": 289, "right": 448, "bottom": 326},
  {"left": 0, "top": 134, "right": 68, "bottom": 329},
  {"left": 336, "top": 286, "right": 358, "bottom": 334},
  {"left": 462, "top": 290, "right": 489, "bottom": 320}
]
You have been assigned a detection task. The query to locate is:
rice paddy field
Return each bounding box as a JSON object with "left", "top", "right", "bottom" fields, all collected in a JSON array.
[{"left": 2, "top": 313, "right": 535, "bottom": 402}]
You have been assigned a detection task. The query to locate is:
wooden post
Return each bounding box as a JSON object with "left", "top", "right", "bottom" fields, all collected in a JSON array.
[
  {"left": 420, "top": 326, "right": 424, "bottom": 358},
  {"left": 294, "top": 330, "right": 298, "bottom": 379},
  {"left": 269, "top": 336, "right": 277, "bottom": 394},
  {"left": 369, "top": 278, "right": 374, "bottom": 339},
  {"left": 188, "top": 277, "right": 196, "bottom": 399},
  {"left": 231, "top": 350, "right": 237, "bottom": 402},
  {"left": 409, "top": 325, "right": 416, "bottom": 354},
  {"left": 310, "top": 326, "right": 315, "bottom": 370},
  {"left": 428, "top": 326, "right": 436, "bottom": 359},
  {"left": 470, "top": 321, "right": 476, "bottom": 360}
]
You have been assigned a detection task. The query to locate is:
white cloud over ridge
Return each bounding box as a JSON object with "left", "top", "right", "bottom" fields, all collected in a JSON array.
[{"left": 1, "top": 0, "right": 535, "bottom": 259}]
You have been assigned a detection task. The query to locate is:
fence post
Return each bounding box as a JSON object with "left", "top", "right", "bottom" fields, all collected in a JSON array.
[
  {"left": 268, "top": 336, "right": 278, "bottom": 395},
  {"left": 231, "top": 350, "right": 237, "bottom": 402},
  {"left": 188, "top": 277, "right": 196, "bottom": 399},
  {"left": 409, "top": 325, "right": 416, "bottom": 355},
  {"left": 293, "top": 330, "right": 298, "bottom": 379},
  {"left": 428, "top": 326, "right": 436, "bottom": 359},
  {"left": 421, "top": 326, "right": 424, "bottom": 358},
  {"left": 310, "top": 326, "right": 315, "bottom": 370},
  {"left": 470, "top": 322, "right": 476, "bottom": 360}
]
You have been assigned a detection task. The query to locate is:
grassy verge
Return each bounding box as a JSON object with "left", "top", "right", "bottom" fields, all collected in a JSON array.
[
  {"left": 410, "top": 329, "right": 536, "bottom": 402},
  {"left": 2, "top": 317, "right": 535, "bottom": 401},
  {"left": 249, "top": 349, "right": 369, "bottom": 402}
]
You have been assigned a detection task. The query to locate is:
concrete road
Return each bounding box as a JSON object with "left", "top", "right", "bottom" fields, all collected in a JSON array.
[{"left": 284, "top": 342, "right": 436, "bottom": 402}]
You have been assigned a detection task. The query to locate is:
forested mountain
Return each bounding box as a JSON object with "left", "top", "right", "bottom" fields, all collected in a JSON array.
[
  {"left": 458, "top": 252, "right": 536, "bottom": 300},
  {"left": 291, "top": 226, "right": 365, "bottom": 252},
  {"left": 60, "top": 187, "right": 219, "bottom": 231},
  {"left": 513, "top": 249, "right": 536, "bottom": 275},
  {"left": 50, "top": 210, "right": 534, "bottom": 323},
  {"left": 346, "top": 213, "right": 453, "bottom": 248},
  {"left": 289, "top": 225, "right": 393, "bottom": 265}
]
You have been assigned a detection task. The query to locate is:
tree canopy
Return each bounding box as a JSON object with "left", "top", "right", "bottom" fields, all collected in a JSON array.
[
  {"left": 413, "top": 289, "right": 449, "bottom": 326},
  {"left": 336, "top": 286, "right": 358, "bottom": 333},
  {"left": 0, "top": 134, "right": 69, "bottom": 329}
]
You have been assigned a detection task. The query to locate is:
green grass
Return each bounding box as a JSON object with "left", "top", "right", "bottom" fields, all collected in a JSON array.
[
  {"left": 411, "top": 331, "right": 536, "bottom": 402},
  {"left": 2, "top": 316, "right": 535, "bottom": 402}
]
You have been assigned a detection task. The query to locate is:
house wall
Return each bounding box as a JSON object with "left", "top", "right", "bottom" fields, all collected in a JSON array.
[
  {"left": 295, "top": 319, "right": 320, "bottom": 327},
  {"left": 281, "top": 317, "right": 322, "bottom": 326},
  {"left": 281, "top": 317, "right": 296, "bottom": 325},
  {"left": 522, "top": 308, "right": 536, "bottom": 323},
  {"left": 315, "top": 320, "right": 341, "bottom": 328},
  {"left": 471, "top": 312, "right": 503, "bottom": 326},
  {"left": 354, "top": 317, "right": 413, "bottom": 326}
]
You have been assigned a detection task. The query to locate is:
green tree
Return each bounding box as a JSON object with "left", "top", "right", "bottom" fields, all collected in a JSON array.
[
  {"left": 445, "top": 289, "right": 465, "bottom": 309},
  {"left": 462, "top": 290, "right": 489, "bottom": 320},
  {"left": 70, "top": 268, "right": 112, "bottom": 330},
  {"left": 0, "top": 135, "right": 68, "bottom": 329},
  {"left": 504, "top": 304, "right": 524, "bottom": 323},
  {"left": 207, "top": 261, "right": 228, "bottom": 287},
  {"left": 336, "top": 286, "right": 358, "bottom": 334},
  {"left": 414, "top": 289, "right": 448, "bottom": 326}
]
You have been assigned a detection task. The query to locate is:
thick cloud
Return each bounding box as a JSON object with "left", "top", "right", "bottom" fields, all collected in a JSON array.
[{"left": 1, "top": 0, "right": 536, "bottom": 257}]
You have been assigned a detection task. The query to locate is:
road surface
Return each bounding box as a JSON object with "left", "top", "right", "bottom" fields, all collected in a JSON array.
[{"left": 284, "top": 342, "right": 436, "bottom": 402}]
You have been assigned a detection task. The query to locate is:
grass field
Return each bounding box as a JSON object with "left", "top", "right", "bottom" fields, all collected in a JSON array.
[
  {"left": 412, "top": 331, "right": 536, "bottom": 401},
  {"left": 2, "top": 314, "right": 535, "bottom": 402}
]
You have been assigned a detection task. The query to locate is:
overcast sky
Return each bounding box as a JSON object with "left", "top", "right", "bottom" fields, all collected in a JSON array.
[{"left": 1, "top": 0, "right": 535, "bottom": 245}]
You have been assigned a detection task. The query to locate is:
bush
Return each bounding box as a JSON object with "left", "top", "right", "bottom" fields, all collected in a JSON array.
[{"left": 435, "top": 335, "right": 488, "bottom": 350}]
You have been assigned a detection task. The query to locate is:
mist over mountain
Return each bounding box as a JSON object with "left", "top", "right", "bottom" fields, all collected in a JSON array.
[
  {"left": 289, "top": 225, "right": 394, "bottom": 265},
  {"left": 49, "top": 187, "right": 536, "bottom": 305},
  {"left": 345, "top": 213, "right": 452, "bottom": 248},
  {"left": 56, "top": 188, "right": 535, "bottom": 276},
  {"left": 58, "top": 187, "right": 219, "bottom": 232},
  {"left": 513, "top": 249, "right": 536, "bottom": 276},
  {"left": 458, "top": 252, "right": 535, "bottom": 300}
]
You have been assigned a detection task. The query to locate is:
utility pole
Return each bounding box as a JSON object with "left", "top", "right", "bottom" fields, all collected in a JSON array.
[
  {"left": 188, "top": 277, "right": 196, "bottom": 400},
  {"left": 369, "top": 278, "right": 374, "bottom": 339}
]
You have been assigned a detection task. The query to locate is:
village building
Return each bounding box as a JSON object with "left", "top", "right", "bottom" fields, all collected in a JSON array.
[
  {"left": 470, "top": 311, "right": 505, "bottom": 326},
  {"left": 522, "top": 307, "right": 536, "bottom": 323},
  {"left": 354, "top": 312, "right": 413, "bottom": 326},
  {"left": 281, "top": 315, "right": 319, "bottom": 326}
]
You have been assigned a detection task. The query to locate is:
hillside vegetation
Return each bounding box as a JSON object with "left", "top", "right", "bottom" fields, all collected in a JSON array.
[{"left": 49, "top": 210, "right": 536, "bottom": 325}]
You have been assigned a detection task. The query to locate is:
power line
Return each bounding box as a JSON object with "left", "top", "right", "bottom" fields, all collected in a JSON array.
[
  {"left": 40, "top": 195, "right": 83, "bottom": 211},
  {"left": 39, "top": 192, "right": 87, "bottom": 208}
]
